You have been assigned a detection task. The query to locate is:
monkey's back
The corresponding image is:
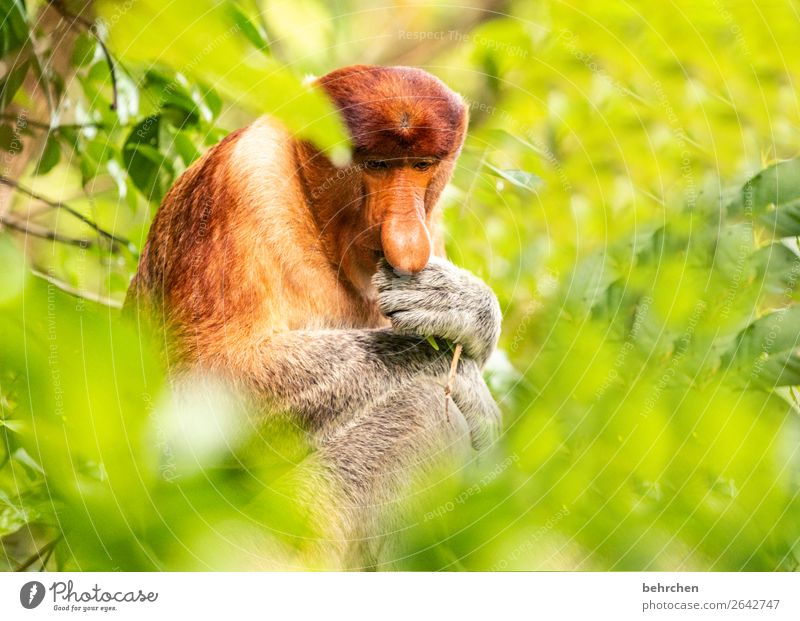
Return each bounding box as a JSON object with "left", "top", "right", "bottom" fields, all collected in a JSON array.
[{"left": 126, "top": 117, "right": 382, "bottom": 367}]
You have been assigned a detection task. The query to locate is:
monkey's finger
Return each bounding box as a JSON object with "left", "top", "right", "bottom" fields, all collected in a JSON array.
[
  {"left": 377, "top": 287, "right": 457, "bottom": 316},
  {"left": 449, "top": 366, "right": 502, "bottom": 451},
  {"left": 374, "top": 256, "right": 465, "bottom": 294},
  {"left": 388, "top": 309, "right": 468, "bottom": 345}
]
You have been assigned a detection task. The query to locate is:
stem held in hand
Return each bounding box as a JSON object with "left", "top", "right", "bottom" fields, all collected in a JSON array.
[{"left": 444, "top": 343, "right": 463, "bottom": 421}]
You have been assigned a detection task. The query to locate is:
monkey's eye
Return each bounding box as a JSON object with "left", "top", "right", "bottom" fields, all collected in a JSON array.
[
  {"left": 365, "top": 160, "right": 388, "bottom": 171},
  {"left": 412, "top": 160, "right": 435, "bottom": 171}
]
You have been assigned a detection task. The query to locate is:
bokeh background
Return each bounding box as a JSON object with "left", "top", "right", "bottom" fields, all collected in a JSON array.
[{"left": 1, "top": 0, "right": 799, "bottom": 570}]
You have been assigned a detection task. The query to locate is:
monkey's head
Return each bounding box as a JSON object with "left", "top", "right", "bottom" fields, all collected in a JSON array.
[{"left": 315, "top": 65, "right": 468, "bottom": 275}]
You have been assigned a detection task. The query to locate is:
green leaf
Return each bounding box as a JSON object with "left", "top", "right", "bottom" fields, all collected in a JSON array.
[
  {"left": 11, "top": 447, "right": 44, "bottom": 475},
  {"left": 485, "top": 163, "right": 542, "bottom": 192},
  {"left": 728, "top": 158, "right": 800, "bottom": 215},
  {"left": 0, "top": 234, "right": 26, "bottom": 307},
  {"left": 71, "top": 32, "right": 97, "bottom": 69},
  {"left": 758, "top": 197, "right": 800, "bottom": 238},
  {"left": 481, "top": 52, "right": 501, "bottom": 96},
  {"left": 172, "top": 132, "right": 201, "bottom": 166},
  {"left": 0, "top": 0, "right": 28, "bottom": 57},
  {"left": 0, "top": 124, "right": 22, "bottom": 154},
  {"left": 735, "top": 307, "right": 800, "bottom": 359},
  {"left": 34, "top": 134, "right": 60, "bottom": 175},
  {"left": 228, "top": 2, "right": 270, "bottom": 52},
  {"left": 143, "top": 70, "right": 201, "bottom": 127},
  {"left": 755, "top": 350, "right": 800, "bottom": 387},
  {"left": 123, "top": 116, "right": 173, "bottom": 202},
  {"left": 727, "top": 307, "right": 800, "bottom": 388},
  {"left": 0, "top": 60, "right": 29, "bottom": 112},
  {"left": 200, "top": 84, "right": 223, "bottom": 120},
  {"left": 426, "top": 335, "right": 440, "bottom": 351},
  {"left": 72, "top": 135, "right": 115, "bottom": 184},
  {"left": 751, "top": 242, "right": 800, "bottom": 294},
  {"left": 95, "top": 0, "right": 349, "bottom": 160}
]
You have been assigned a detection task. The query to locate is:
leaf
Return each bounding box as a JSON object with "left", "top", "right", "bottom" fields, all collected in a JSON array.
[
  {"left": 755, "top": 350, "right": 800, "bottom": 388},
  {"left": 0, "top": 234, "right": 25, "bottom": 307},
  {"left": 726, "top": 307, "right": 800, "bottom": 388},
  {"left": 71, "top": 32, "right": 97, "bottom": 69},
  {"left": 228, "top": 2, "right": 270, "bottom": 52},
  {"left": 200, "top": 84, "right": 223, "bottom": 120},
  {"left": 735, "top": 307, "right": 800, "bottom": 359},
  {"left": 751, "top": 242, "right": 800, "bottom": 294},
  {"left": 0, "top": 0, "right": 28, "bottom": 57},
  {"left": 34, "top": 134, "right": 60, "bottom": 175},
  {"left": 73, "top": 135, "right": 115, "bottom": 184},
  {"left": 728, "top": 158, "right": 800, "bottom": 215},
  {"left": 123, "top": 116, "right": 173, "bottom": 202},
  {"left": 95, "top": 0, "right": 349, "bottom": 160},
  {"left": 758, "top": 197, "right": 800, "bottom": 238},
  {"left": 261, "top": 0, "right": 331, "bottom": 68},
  {"left": 172, "top": 131, "right": 201, "bottom": 166},
  {"left": 481, "top": 52, "right": 501, "bottom": 96},
  {"left": 0, "top": 503, "right": 32, "bottom": 537},
  {"left": 12, "top": 447, "right": 44, "bottom": 475},
  {"left": 485, "top": 163, "right": 542, "bottom": 192},
  {"left": 0, "top": 418, "right": 25, "bottom": 433},
  {"left": 143, "top": 70, "right": 200, "bottom": 127},
  {"left": 426, "top": 335, "right": 440, "bottom": 351},
  {"left": 0, "top": 60, "right": 29, "bottom": 112},
  {"left": 0, "top": 124, "right": 22, "bottom": 154}
]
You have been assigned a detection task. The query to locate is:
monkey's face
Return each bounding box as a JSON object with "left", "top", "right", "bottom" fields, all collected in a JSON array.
[
  {"left": 358, "top": 155, "right": 440, "bottom": 274},
  {"left": 317, "top": 65, "right": 468, "bottom": 275}
]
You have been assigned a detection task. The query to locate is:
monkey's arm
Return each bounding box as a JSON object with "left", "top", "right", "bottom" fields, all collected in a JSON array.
[
  {"left": 252, "top": 258, "right": 502, "bottom": 445},
  {"left": 254, "top": 328, "right": 451, "bottom": 421}
]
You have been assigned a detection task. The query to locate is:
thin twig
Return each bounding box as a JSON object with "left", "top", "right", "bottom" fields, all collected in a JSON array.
[
  {"left": 38, "top": 539, "right": 57, "bottom": 571},
  {"left": 93, "top": 37, "right": 118, "bottom": 111},
  {"left": 31, "top": 268, "right": 122, "bottom": 309},
  {"left": 0, "top": 175, "right": 136, "bottom": 254},
  {"left": 444, "top": 343, "right": 463, "bottom": 421},
  {"left": 0, "top": 215, "right": 93, "bottom": 247},
  {"left": 14, "top": 536, "right": 61, "bottom": 572},
  {"left": 0, "top": 114, "right": 118, "bottom": 131},
  {"left": 50, "top": 0, "right": 118, "bottom": 110},
  {"left": 0, "top": 115, "right": 51, "bottom": 130}
]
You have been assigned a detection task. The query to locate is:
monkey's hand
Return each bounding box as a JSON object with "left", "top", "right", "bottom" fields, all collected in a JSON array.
[
  {"left": 374, "top": 257, "right": 502, "bottom": 367},
  {"left": 449, "top": 357, "right": 501, "bottom": 450}
]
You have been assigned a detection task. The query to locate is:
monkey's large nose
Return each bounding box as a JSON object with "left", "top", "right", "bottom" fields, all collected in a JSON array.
[{"left": 381, "top": 211, "right": 431, "bottom": 274}]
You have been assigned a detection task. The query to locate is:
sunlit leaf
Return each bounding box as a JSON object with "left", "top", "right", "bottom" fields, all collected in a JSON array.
[
  {"left": 34, "top": 133, "right": 60, "bottom": 175},
  {"left": 485, "top": 163, "right": 542, "bottom": 192},
  {"left": 0, "top": 0, "right": 28, "bottom": 57},
  {"left": 728, "top": 158, "right": 800, "bottom": 215},
  {"left": 0, "top": 59, "right": 29, "bottom": 111},
  {"left": 95, "top": 0, "right": 349, "bottom": 160}
]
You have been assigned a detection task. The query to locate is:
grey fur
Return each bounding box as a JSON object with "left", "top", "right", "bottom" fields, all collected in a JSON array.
[
  {"left": 163, "top": 258, "right": 503, "bottom": 568},
  {"left": 244, "top": 258, "right": 503, "bottom": 567}
]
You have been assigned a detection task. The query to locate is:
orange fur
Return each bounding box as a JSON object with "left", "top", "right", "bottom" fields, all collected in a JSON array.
[{"left": 127, "top": 66, "right": 468, "bottom": 372}]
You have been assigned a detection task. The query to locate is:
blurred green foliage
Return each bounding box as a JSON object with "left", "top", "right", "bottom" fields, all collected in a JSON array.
[{"left": 1, "top": 0, "right": 799, "bottom": 570}]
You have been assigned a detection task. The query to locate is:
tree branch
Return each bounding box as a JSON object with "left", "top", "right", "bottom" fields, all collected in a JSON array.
[
  {"left": 49, "top": 0, "right": 118, "bottom": 111},
  {"left": 31, "top": 268, "right": 123, "bottom": 309},
  {"left": 0, "top": 175, "right": 137, "bottom": 255},
  {"left": 14, "top": 536, "right": 61, "bottom": 572},
  {"left": 0, "top": 215, "right": 94, "bottom": 247},
  {"left": 0, "top": 114, "right": 118, "bottom": 131}
]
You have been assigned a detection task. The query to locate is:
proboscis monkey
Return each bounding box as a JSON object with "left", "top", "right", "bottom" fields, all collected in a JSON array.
[{"left": 126, "top": 65, "right": 501, "bottom": 568}]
